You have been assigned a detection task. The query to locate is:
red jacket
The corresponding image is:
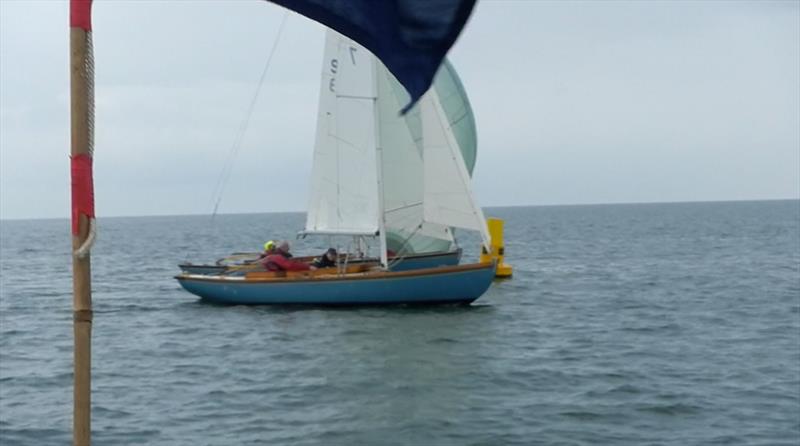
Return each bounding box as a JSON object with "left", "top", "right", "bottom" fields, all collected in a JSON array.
[{"left": 261, "top": 254, "right": 310, "bottom": 272}]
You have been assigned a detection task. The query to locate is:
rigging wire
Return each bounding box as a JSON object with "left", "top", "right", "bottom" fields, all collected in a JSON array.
[
  {"left": 209, "top": 11, "right": 290, "bottom": 220},
  {"left": 385, "top": 224, "right": 424, "bottom": 269}
]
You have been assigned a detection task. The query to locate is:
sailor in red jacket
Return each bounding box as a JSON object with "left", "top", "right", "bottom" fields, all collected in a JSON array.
[{"left": 260, "top": 241, "right": 314, "bottom": 272}]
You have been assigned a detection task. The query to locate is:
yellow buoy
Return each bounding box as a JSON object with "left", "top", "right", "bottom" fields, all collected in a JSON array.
[{"left": 480, "top": 217, "right": 513, "bottom": 278}]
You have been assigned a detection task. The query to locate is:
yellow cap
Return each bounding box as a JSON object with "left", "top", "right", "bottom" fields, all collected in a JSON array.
[{"left": 264, "top": 240, "right": 275, "bottom": 251}]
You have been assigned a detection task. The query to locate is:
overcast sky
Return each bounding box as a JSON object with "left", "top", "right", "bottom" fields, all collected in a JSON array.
[{"left": 1, "top": 0, "right": 798, "bottom": 219}]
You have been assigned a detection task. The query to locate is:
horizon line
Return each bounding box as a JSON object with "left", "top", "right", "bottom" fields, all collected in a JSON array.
[{"left": 1, "top": 197, "right": 798, "bottom": 222}]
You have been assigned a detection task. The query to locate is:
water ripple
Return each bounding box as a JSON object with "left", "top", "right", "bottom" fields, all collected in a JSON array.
[{"left": 1, "top": 201, "right": 798, "bottom": 445}]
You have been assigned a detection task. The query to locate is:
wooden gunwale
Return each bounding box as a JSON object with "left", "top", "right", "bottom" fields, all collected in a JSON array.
[
  {"left": 214, "top": 248, "right": 461, "bottom": 264},
  {"left": 179, "top": 249, "right": 461, "bottom": 272},
  {"left": 244, "top": 262, "right": 376, "bottom": 279},
  {"left": 176, "top": 261, "right": 494, "bottom": 284}
]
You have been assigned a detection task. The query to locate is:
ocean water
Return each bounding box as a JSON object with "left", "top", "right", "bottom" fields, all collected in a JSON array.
[{"left": 1, "top": 200, "right": 798, "bottom": 445}]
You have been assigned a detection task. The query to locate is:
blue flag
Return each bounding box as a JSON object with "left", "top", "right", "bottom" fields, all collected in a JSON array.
[{"left": 266, "top": 0, "right": 477, "bottom": 111}]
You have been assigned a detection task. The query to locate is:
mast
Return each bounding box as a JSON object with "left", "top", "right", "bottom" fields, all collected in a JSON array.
[
  {"left": 371, "top": 55, "right": 389, "bottom": 269},
  {"left": 69, "top": 0, "right": 96, "bottom": 444}
]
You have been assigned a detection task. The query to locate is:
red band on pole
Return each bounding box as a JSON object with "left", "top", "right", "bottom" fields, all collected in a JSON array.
[
  {"left": 70, "top": 0, "right": 93, "bottom": 31},
  {"left": 71, "top": 154, "right": 95, "bottom": 235}
]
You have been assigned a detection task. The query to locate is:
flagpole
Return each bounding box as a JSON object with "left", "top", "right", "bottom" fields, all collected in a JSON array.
[{"left": 70, "top": 1, "right": 95, "bottom": 445}]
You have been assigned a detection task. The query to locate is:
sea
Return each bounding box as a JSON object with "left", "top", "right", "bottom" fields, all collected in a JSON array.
[{"left": 1, "top": 200, "right": 798, "bottom": 445}]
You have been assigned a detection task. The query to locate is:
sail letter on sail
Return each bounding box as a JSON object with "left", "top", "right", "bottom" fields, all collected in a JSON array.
[{"left": 265, "top": 0, "right": 477, "bottom": 110}]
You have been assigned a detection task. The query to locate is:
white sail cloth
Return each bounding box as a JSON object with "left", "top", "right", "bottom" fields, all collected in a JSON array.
[
  {"left": 376, "top": 64, "right": 456, "bottom": 254},
  {"left": 305, "top": 29, "right": 490, "bottom": 251},
  {"left": 380, "top": 59, "right": 479, "bottom": 254},
  {"left": 420, "top": 91, "right": 491, "bottom": 249},
  {"left": 304, "top": 30, "right": 379, "bottom": 235}
]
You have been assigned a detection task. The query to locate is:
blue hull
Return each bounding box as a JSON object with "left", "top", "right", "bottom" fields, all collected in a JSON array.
[
  {"left": 175, "top": 263, "right": 495, "bottom": 305},
  {"left": 179, "top": 249, "right": 461, "bottom": 275}
]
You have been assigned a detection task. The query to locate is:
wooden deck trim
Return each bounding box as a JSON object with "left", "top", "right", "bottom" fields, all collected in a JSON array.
[
  {"left": 177, "top": 262, "right": 495, "bottom": 284},
  {"left": 180, "top": 249, "right": 461, "bottom": 272}
]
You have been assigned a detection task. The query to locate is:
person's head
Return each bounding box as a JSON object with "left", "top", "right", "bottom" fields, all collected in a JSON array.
[
  {"left": 325, "top": 248, "right": 337, "bottom": 261},
  {"left": 264, "top": 240, "right": 275, "bottom": 252},
  {"left": 278, "top": 241, "right": 290, "bottom": 253}
]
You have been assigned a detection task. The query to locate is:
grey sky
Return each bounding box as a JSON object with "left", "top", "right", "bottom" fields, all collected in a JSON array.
[{"left": 1, "top": 0, "right": 798, "bottom": 219}]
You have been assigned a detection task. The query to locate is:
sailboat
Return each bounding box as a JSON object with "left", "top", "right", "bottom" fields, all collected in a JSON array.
[
  {"left": 178, "top": 49, "right": 480, "bottom": 275},
  {"left": 175, "top": 29, "right": 495, "bottom": 305}
]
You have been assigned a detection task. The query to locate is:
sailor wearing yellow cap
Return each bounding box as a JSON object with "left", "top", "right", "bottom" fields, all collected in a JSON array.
[{"left": 258, "top": 240, "right": 277, "bottom": 261}]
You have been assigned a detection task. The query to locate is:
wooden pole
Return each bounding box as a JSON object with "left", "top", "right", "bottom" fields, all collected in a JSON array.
[{"left": 70, "top": 1, "right": 94, "bottom": 444}]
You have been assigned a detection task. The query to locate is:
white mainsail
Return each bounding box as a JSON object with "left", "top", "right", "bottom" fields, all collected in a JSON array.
[
  {"left": 305, "top": 28, "right": 490, "bottom": 259},
  {"left": 304, "top": 29, "right": 380, "bottom": 236}
]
